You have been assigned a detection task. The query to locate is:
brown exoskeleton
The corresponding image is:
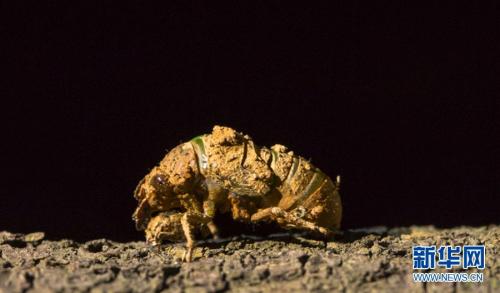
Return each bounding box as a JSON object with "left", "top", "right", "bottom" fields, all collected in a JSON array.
[{"left": 133, "top": 126, "right": 342, "bottom": 261}]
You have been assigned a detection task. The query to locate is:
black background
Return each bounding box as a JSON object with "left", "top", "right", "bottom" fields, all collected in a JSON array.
[{"left": 1, "top": 2, "right": 497, "bottom": 242}]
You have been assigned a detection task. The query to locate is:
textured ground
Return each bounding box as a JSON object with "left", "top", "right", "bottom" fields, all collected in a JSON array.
[{"left": 0, "top": 226, "right": 498, "bottom": 292}]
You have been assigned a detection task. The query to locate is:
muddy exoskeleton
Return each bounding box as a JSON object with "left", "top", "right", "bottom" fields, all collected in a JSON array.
[{"left": 133, "top": 126, "right": 342, "bottom": 261}]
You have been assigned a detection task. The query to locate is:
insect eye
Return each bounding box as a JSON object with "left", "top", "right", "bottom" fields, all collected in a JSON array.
[
  {"left": 150, "top": 174, "right": 168, "bottom": 189},
  {"left": 154, "top": 174, "right": 166, "bottom": 185}
]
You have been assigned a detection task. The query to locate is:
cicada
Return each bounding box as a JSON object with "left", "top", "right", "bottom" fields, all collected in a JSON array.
[{"left": 133, "top": 126, "right": 342, "bottom": 261}]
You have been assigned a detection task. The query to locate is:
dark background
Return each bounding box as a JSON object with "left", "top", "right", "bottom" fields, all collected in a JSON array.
[{"left": 1, "top": 2, "right": 497, "bottom": 242}]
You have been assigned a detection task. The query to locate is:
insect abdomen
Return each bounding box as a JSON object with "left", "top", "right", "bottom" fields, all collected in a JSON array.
[{"left": 269, "top": 145, "right": 342, "bottom": 229}]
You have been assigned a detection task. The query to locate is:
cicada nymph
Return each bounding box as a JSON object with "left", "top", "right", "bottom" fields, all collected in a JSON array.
[{"left": 133, "top": 126, "right": 342, "bottom": 261}]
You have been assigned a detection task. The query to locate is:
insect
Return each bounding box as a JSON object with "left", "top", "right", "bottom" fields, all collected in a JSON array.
[{"left": 133, "top": 126, "right": 342, "bottom": 261}]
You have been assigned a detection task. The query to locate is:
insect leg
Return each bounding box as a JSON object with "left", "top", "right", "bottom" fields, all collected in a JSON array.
[
  {"left": 178, "top": 192, "right": 218, "bottom": 239},
  {"left": 206, "top": 221, "right": 219, "bottom": 239},
  {"left": 253, "top": 207, "right": 331, "bottom": 237},
  {"left": 180, "top": 211, "right": 211, "bottom": 262},
  {"left": 228, "top": 192, "right": 258, "bottom": 222},
  {"left": 250, "top": 207, "right": 274, "bottom": 222},
  {"left": 203, "top": 181, "right": 226, "bottom": 238},
  {"left": 202, "top": 199, "right": 221, "bottom": 239}
]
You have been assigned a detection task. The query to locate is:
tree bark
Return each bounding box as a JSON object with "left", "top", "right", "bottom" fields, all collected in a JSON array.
[{"left": 1, "top": 226, "right": 498, "bottom": 292}]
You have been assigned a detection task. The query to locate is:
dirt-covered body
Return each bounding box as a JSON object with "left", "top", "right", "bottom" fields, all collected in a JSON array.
[{"left": 133, "top": 126, "right": 342, "bottom": 261}]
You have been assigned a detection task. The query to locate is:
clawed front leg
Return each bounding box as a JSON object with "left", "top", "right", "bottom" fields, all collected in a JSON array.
[{"left": 132, "top": 197, "right": 152, "bottom": 230}]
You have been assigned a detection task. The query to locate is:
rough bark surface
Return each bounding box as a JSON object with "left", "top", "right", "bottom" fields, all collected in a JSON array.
[{"left": 1, "top": 226, "right": 498, "bottom": 292}]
